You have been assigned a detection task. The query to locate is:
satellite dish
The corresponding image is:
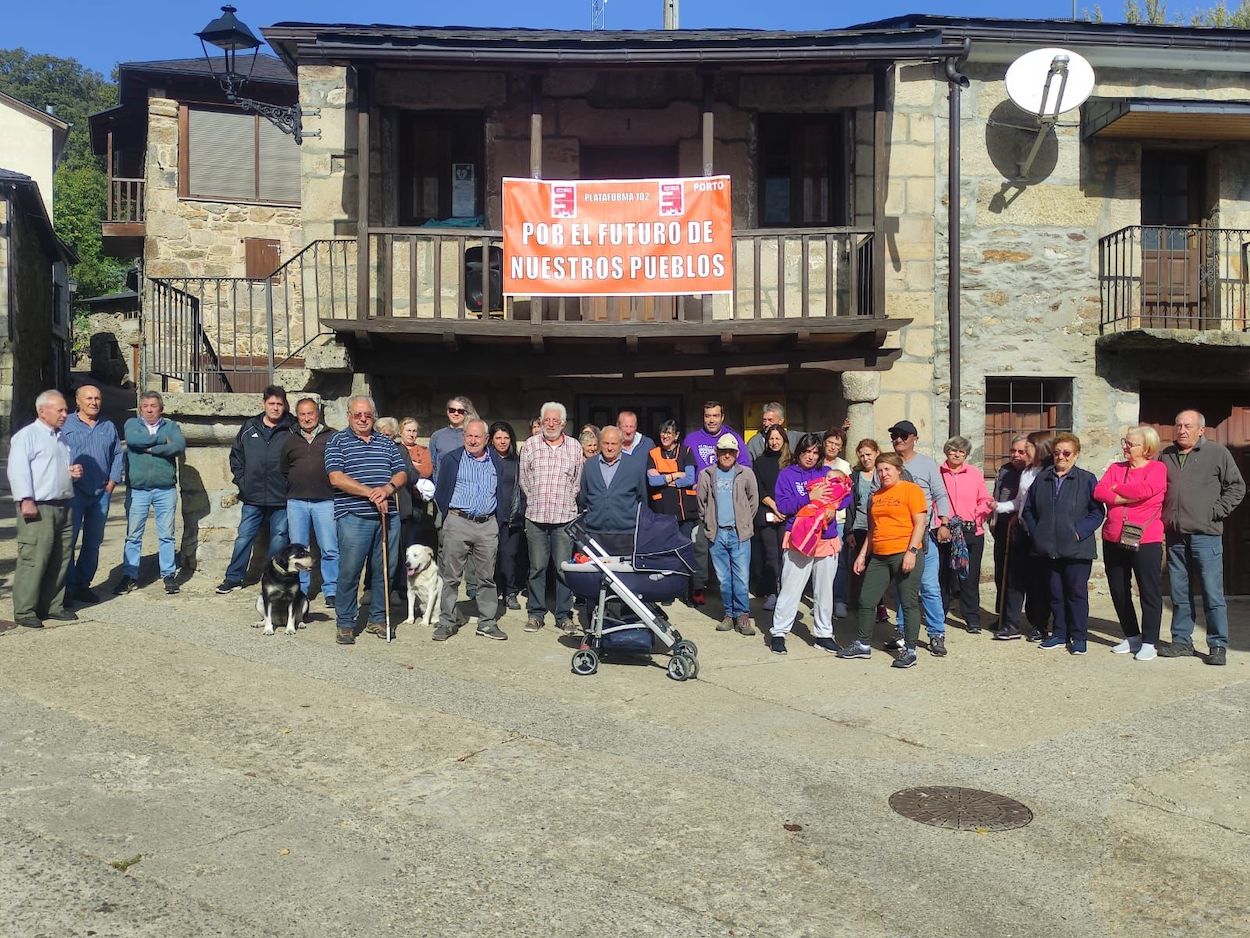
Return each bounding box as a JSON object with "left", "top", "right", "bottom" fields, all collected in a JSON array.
[{"left": 1005, "top": 47, "right": 1095, "bottom": 118}]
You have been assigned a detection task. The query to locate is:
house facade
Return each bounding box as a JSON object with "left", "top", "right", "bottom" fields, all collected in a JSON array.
[{"left": 96, "top": 17, "right": 1250, "bottom": 585}]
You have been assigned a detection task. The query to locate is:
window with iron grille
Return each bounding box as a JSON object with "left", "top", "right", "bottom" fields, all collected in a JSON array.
[
  {"left": 983, "top": 378, "right": 1073, "bottom": 476},
  {"left": 182, "top": 106, "right": 300, "bottom": 205}
]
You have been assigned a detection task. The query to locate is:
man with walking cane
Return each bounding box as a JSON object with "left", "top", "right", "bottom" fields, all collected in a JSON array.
[{"left": 324, "top": 396, "right": 406, "bottom": 646}]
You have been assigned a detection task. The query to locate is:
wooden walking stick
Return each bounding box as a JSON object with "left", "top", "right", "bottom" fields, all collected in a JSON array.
[
  {"left": 380, "top": 499, "right": 393, "bottom": 643},
  {"left": 996, "top": 514, "right": 1016, "bottom": 621}
]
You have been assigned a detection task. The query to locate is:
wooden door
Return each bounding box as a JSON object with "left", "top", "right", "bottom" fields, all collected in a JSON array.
[
  {"left": 1139, "top": 389, "right": 1250, "bottom": 595},
  {"left": 244, "top": 238, "right": 282, "bottom": 280},
  {"left": 1140, "top": 151, "right": 1207, "bottom": 328}
]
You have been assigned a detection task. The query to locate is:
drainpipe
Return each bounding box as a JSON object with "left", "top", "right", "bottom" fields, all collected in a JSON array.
[{"left": 945, "top": 41, "right": 970, "bottom": 437}]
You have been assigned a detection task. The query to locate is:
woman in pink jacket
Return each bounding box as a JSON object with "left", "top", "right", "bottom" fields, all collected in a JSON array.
[
  {"left": 1093, "top": 426, "right": 1167, "bottom": 661},
  {"left": 938, "top": 436, "right": 996, "bottom": 633}
]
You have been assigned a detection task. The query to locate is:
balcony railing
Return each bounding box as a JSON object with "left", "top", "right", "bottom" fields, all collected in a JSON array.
[
  {"left": 107, "top": 177, "right": 145, "bottom": 224},
  {"left": 363, "top": 226, "right": 877, "bottom": 323},
  {"left": 1099, "top": 225, "right": 1250, "bottom": 333}
]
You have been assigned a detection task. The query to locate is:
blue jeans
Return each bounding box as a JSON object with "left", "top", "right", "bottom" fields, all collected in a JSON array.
[
  {"left": 709, "top": 527, "right": 751, "bottom": 618},
  {"left": 123, "top": 486, "right": 178, "bottom": 579},
  {"left": 69, "top": 488, "right": 112, "bottom": 591},
  {"left": 1166, "top": 533, "right": 1228, "bottom": 649},
  {"left": 899, "top": 531, "right": 946, "bottom": 637},
  {"left": 287, "top": 499, "right": 338, "bottom": 598},
  {"left": 335, "top": 513, "right": 399, "bottom": 628},
  {"left": 224, "top": 503, "right": 289, "bottom": 584}
]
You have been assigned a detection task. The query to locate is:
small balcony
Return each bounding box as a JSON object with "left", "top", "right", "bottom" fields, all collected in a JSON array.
[
  {"left": 1099, "top": 225, "right": 1250, "bottom": 334},
  {"left": 101, "top": 176, "right": 145, "bottom": 257}
]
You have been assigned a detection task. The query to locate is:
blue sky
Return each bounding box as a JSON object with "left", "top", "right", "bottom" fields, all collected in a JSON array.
[{"left": 9, "top": 0, "right": 1126, "bottom": 77}]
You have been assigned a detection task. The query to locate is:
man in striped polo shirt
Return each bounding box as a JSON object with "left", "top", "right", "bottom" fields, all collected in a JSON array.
[
  {"left": 324, "top": 396, "right": 407, "bottom": 646},
  {"left": 432, "top": 418, "right": 509, "bottom": 642}
]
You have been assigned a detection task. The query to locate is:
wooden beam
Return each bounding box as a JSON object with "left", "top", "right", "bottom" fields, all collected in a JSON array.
[
  {"left": 356, "top": 69, "right": 372, "bottom": 321},
  {"left": 872, "top": 66, "right": 889, "bottom": 320},
  {"left": 625, "top": 334, "right": 639, "bottom": 354},
  {"left": 701, "top": 70, "right": 715, "bottom": 177},
  {"left": 531, "top": 333, "right": 545, "bottom": 354},
  {"left": 530, "top": 74, "right": 543, "bottom": 179}
]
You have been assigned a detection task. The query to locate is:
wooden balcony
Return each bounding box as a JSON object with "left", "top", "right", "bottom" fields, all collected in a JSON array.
[
  {"left": 321, "top": 225, "right": 901, "bottom": 377},
  {"left": 101, "top": 176, "right": 145, "bottom": 255}
]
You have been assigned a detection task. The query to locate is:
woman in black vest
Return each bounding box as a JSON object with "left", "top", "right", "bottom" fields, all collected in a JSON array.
[
  {"left": 751, "top": 425, "right": 791, "bottom": 610},
  {"left": 488, "top": 421, "right": 527, "bottom": 611}
]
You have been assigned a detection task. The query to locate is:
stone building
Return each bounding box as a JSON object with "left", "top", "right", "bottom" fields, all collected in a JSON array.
[{"left": 92, "top": 16, "right": 1250, "bottom": 586}]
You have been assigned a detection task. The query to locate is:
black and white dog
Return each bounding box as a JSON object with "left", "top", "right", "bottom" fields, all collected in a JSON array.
[{"left": 254, "top": 544, "right": 315, "bottom": 635}]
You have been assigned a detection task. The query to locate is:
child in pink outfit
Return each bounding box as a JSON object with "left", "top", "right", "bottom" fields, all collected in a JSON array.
[{"left": 791, "top": 470, "right": 852, "bottom": 556}]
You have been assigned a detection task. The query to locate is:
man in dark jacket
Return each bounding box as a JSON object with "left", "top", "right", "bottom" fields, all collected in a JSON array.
[
  {"left": 217, "top": 386, "right": 295, "bottom": 593},
  {"left": 1158, "top": 409, "right": 1247, "bottom": 665},
  {"left": 279, "top": 398, "right": 337, "bottom": 608},
  {"left": 578, "top": 426, "right": 647, "bottom": 554},
  {"left": 432, "top": 419, "right": 509, "bottom": 642},
  {"left": 989, "top": 434, "right": 1030, "bottom": 625}
]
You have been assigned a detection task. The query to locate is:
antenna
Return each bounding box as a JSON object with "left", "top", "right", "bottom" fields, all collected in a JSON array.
[
  {"left": 664, "top": 0, "right": 679, "bottom": 29},
  {"left": 1004, "top": 47, "right": 1095, "bottom": 179},
  {"left": 591, "top": 0, "right": 606, "bottom": 30}
]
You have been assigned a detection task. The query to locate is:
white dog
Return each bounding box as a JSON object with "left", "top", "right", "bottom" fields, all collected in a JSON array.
[{"left": 402, "top": 544, "right": 442, "bottom": 626}]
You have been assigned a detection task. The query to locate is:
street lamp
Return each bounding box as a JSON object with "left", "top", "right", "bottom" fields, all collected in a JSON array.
[{"left": 196, "top": 5, "right": 318, "bottom": 144}]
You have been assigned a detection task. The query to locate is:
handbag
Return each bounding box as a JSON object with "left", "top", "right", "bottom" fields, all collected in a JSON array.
[{"left": 1115, "top": 464, "right": 1154, "bottom": 551}]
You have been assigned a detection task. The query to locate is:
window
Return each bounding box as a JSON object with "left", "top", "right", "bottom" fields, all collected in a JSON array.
[
  {"left": 983, "top": 378, "right": 1073, "bottom": 475},
  {"left": 398, "top": 112, "right": 485, "bottom": 225},
  {"left": 757, "top": 114, "right": 846, "bottom": 227},
  {"left": 181, "top": 106, "right": 300, "bottom": 204}
]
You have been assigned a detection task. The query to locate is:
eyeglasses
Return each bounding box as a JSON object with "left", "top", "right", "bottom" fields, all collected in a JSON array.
[
  {"left": 350, "top": 411, "right": 373, "bottom": 419},
  {"left": 1121, "top": 438, "right": 1142, "bottom": 448},
  {"left": 1053, "top": 449, "right": 1077, "bottom": 458},
  {"left": 448, "top": 407, "right": 467, "bottom": 415}
]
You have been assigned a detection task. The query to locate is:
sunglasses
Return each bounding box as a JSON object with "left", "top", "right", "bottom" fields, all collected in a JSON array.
[
  {"left": 350, "top": 411, "right": 373, "bottom": 419},
  {"left": 890, "top": 434, "right": 912, "bottom": 441},
  {"left": 1054, "top": 449, "right": 1077, "bottom": 457},
  {"left": 448, "top": 407, "right": 467, "bottom": 415}
]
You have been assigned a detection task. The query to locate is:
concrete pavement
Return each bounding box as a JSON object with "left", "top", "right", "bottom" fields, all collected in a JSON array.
[{"left": 1, "top": 506, "right": 1248, "bottom": 937}]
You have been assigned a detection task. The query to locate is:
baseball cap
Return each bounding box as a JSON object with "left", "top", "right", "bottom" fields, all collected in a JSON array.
[
  {"left": 715, "top": 433, "right": 739, "bottom": 451},
  {"left": 887, "top": 420, "right": 918, "bottom": 438}
]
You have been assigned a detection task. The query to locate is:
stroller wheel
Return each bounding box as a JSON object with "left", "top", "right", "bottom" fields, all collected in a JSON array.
[
  {"left": 673, "top": 639, "right": 699, "bottom": 661},
  {"left": 571, "top": 648, "right": 599, "bottom": 676},
  {"left": 667, "top": 653, "right": 696, "bottom": 682}
]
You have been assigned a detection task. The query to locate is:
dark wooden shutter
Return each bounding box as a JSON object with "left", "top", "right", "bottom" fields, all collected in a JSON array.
[{"left": 244, "top": 238, "right": 281, "bottom": 279}]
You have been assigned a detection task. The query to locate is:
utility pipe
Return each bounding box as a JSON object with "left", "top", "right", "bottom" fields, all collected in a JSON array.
[{"left": 945, "top": 40, "right": 970, "bottom": 437}]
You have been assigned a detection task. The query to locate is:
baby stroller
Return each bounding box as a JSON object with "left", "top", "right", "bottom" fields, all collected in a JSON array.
[{"left": 561, "top": 509, "right": 701, "bottom": 681}]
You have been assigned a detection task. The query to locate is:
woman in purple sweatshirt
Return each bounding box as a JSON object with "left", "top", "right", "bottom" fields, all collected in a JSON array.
[{"left": 767, "top": 433, "right": 851, "bottom": 656}]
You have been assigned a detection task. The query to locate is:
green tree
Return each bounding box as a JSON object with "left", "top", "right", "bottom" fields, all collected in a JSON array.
[
  {"left": 1124, "top": 0, "right": 1250, "bottom": 24},
  {"left": 0, "top": 48, "right": 127, "bottom": 303}
]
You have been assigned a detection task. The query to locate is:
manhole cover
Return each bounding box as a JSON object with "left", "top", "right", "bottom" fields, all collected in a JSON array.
[{"left": 889, "top": 786, "right": 1033, "bottom": 832}]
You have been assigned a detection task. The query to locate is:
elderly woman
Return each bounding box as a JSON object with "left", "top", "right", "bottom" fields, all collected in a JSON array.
[
  {"left": 399, "top": 417, "right": 433, "bottom": 482},
  {"left": 767, "top": 433, "right": 850, "bottom": 656},
  {"left": 1022, "top": 432, "right": 1105, "bottom": 655},
  {"left": 839, "top": 452, "right": 929, "bottom": 668},
  {"left": 371, "top": 416, "right": 421, "bottom": 622},
  {"left": 1094, "top": 426, "right": 1167, "bottom": 661},
  {"left": 994, "top": 430, "right": 1053, "bottom": 642},
  {"left": 578, "top": 428, "right": 600, "bottom": 461},
  {"left": 938, "top": 435, "right": 996, "bottom": 633},
  {"left": 750, "top": 425, "right": 791, "bottom": 610}
]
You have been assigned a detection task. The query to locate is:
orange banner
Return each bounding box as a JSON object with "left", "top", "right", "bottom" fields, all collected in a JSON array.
[{"left": 502, "top": 176, "right": 733, "bottom": 296}]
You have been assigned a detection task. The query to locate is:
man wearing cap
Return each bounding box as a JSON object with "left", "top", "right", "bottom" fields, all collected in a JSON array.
[
  {"left": 578, "top": 426, "right": 648, "bottom": 555},
  {"left": 875, "top": 420, "right": 953, "bottom": 657},
  {"left": 684, "top": 400, "right": 751, "bottom": 605},
  {"left": 696, "top": 433, "right": 759, "bottom": 635}
]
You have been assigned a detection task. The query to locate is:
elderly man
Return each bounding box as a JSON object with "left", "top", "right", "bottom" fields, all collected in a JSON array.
[
  {"left": 683, "top": 401, "right": 751, "bottom": 605},
  {"left": 280, "top": 398, "right": 338, "bottom": 608},
  {"left": 696, "top": 433, "right": 759, "bottom": 635},
  {"left": 117, "top": 391, "right": 186, "bottom": 596},
  {"left": 747, "top": 401, "right": 803, "bottom": 459},
  {"left": 877, "top": 420, "right": 953, "bottom": 657},
  {"left": 324, "top": 396, "right": 407, "bottom": 645},
  {"left": 432, "top": 418, "right": 509, "bottom": 642},
  {"left": 217, "top": 386, "right": 295, "bottom": 594},
  {"left": 578, "top": 426, "right": 648, "bottom": 556},
  {"left": 61, "top": 384, "right": 123, "bottom": 604},
  {"left": 7, "top": 390, "right": 82, "bottom": 628},
  {"left": 519, "top": 401, "right": 584, "bottom": 633},
  {"left": 428, "top": 395, "right": 475, "bottom": 484},
  {"left": 617, "top": 410, "right": 654, "bottom": 464},
  {"left": 1159, "top": 409, "right": 1246, "bottom": 665}
]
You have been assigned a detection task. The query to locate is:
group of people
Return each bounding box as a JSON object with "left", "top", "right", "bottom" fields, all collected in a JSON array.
[{"left": 8, "top": 388, "right": 1244, "bottom": 670}]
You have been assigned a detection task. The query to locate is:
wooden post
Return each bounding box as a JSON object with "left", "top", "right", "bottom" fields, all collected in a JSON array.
[
  {"left": 106, "top": 130, "right": 114, "bottom": 221},
  {"left": 872, "top": 66, "right": 889, "bottom": 320},
  {"left": 530, "top": 74, "right": 543, "bottom": 179},
  {"left": 356, "top": 69, "right": 371, "bottom": 321},
  {"left": 701, "top": 70, "right": 715, "bottom": 321}
]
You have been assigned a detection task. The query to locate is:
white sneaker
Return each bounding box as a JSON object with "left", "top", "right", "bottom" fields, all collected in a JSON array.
[
  {"left": 1135, "top": 643, "right": 1157, "bottom": 661},
  {"left": 1111, "top": 638, "right": 1142, "bottom": 654}
]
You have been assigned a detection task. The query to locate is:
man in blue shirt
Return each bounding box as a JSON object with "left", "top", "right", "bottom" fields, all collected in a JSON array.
[
  {"left": 432, "top": 418, "right": 509, "bottom": 642},
  {"left": 324, "top": 396, "right": 407, "bottom": 646},
  {"left": 61, "top": 385, "right": 123, "bottom": 604},
  {"left": 7, "top": 390, "right": 82, "bottom": 628}
]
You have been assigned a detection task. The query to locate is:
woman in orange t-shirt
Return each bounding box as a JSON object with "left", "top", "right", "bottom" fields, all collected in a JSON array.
[{"left": 839, "top": 452, "right": 929, "bottom": 668}]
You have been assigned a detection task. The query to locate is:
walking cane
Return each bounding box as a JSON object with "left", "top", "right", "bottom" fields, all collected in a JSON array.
[
  {"left": 996, "top": 515, "right": 1016, "bottom": 621},
  {"left": 380, "top": 497, "right": 393, "bottom": 643}
]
